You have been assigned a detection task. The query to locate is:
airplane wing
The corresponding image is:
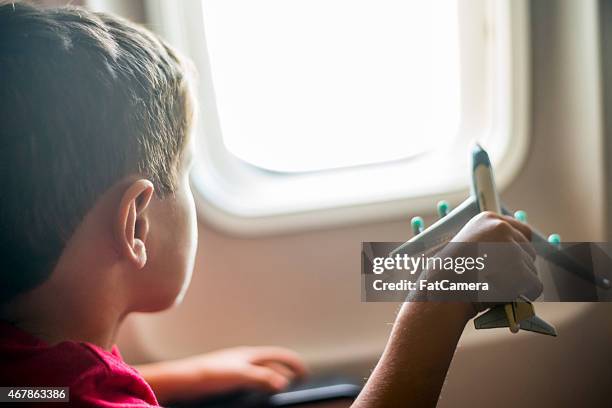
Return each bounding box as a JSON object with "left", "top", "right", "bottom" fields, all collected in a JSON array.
[
  {"left": 390, "top": 196, "right": 479, "bottom": 258},
  {"left": 389, "top": 194, "right": 576, "bottom": 262},
  {"left": 388, "top": 195, "right": 609, "bottom": 289}
]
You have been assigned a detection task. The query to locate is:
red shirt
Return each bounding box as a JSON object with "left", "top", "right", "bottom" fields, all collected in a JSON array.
[{"left": 0, "top": 321, "right": 159, "bottom": 407}]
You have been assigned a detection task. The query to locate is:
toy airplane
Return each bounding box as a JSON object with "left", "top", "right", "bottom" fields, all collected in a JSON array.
[{"left": 391, "top": 144, "right": 610, "bottom": 337}]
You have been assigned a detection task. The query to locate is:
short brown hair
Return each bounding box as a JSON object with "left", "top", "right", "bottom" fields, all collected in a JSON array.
[{"left": 0, "top": 2, "right": 194, "bottom": 299}]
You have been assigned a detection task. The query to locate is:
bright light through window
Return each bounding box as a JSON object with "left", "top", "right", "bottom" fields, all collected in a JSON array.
[{"left": 202, "top": 0, "right": 461, "bottom": 173}]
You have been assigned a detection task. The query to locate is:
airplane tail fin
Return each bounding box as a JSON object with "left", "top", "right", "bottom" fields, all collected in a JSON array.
[
  {"left": 474, "top": 302, "right": 557, "bottom": 337},
  {"left": 518, "top": 315, "right": 558, "bottom": 336},
  {"left": 474, "top": 305, "right": 510, "bottom": 330}
]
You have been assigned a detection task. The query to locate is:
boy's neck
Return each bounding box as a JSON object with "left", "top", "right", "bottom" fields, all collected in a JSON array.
[{"left": 0, "top": 266, "right": 128, "bottom": 350}]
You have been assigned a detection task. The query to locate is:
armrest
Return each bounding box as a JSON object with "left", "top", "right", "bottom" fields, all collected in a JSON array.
[
  {"left": 270, "top": 383, "right": 360, "bottom": 407},
  {"left": 171, "top": 379, "right": 361, "bottom": 408}
]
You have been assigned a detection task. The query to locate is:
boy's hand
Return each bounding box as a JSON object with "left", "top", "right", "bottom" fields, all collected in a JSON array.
[
  {"left": 354, "top": 213, "right": 543, "bottom": 408},
  {"left": 451, "top": 211, "right": 534, "bottom": 247},
  {"left": 182, "top": 346, "right": 307, "bottom": 393},
  {"left": 449, "top": 211, "right": 542, "bottom": 316},
  {"left": 138, "top": 346, "right": 307, "bottom": 404}
]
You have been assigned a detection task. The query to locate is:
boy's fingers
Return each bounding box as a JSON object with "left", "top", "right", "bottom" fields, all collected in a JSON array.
[
  {"left": 244, "top": 366, "right": 289, "bottom": 392},
  {"left": 521, "top": 258, "right": 544, "bottom": 300},
  {"left": 258, "top": 361, "right": 296, "bottom": 381},
  {"left": 524, "top": 277, "right": 544, "bottom": 301},
  {"left": 510, "top": 233, "right": 537, "bottom": 261},
  {"left": 497, "top": 215, "right": 536, "bottom": 260},
  {"left": 501, "top": 215, "right": 532, "bottom": 242},
  {"left": 249, "top": 347, "right": 308, "bottom": 378}
]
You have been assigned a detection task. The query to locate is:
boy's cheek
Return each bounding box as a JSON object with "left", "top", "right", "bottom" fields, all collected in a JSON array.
[
  {"left": 175, "top": 189, "right": 199, "bottom": 301},
  {"left": 139, "top": 191, "right": 198, "bottom": 309},
  {"left": 176, "top": 181, "right": 199, "bottom": 272}
]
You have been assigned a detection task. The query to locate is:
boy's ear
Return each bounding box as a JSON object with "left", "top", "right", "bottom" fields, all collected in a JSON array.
[{"left": 115, "top": 179, "right": 155, "bottom": 269}]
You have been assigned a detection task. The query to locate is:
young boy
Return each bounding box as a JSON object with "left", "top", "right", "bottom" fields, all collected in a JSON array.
[{"left": 0, "top": 2, "right": 541, "bottom": 407}]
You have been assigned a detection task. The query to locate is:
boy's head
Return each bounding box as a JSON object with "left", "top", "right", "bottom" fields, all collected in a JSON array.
[{"left": 0, "top": 2, "right": 198, "bottom": 311}]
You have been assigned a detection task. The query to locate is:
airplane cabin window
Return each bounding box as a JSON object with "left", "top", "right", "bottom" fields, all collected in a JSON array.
[
  {"left": 202, "top": 0, "right": 460, "bottom": 173},
  {"left": 146, "top": 0, "right": 530, "bottom": 234}
]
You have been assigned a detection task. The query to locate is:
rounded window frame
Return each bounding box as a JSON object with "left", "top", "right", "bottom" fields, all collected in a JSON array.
[{"left": 146, "top": 0, "right": 531, "bottom": 236}]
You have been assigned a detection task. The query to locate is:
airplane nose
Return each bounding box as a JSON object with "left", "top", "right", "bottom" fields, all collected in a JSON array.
[{"left": 471, "top": 143, "right": 491, "bottom": 170}]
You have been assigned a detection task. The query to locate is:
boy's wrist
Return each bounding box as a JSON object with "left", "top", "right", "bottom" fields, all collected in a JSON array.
[{"left": 137, "top": 360, "right": 200, "bottom": 405}]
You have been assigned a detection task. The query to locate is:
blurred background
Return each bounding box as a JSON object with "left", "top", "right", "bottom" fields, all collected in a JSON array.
[{"left": 29, "top": 0, "right": 612, "bottom": 406}]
